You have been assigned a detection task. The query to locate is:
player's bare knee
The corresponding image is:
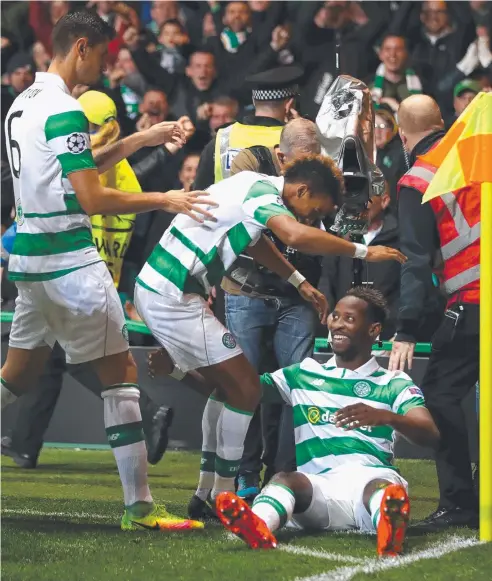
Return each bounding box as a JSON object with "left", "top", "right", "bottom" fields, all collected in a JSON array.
[
  {"left": 238, "top": 378, "right": 261, "bottom": 410},
  {"left": 270, "top": 471, "right": 309, "bottom": 494},
  {"left": 362, "top": 478, "right": 393, "bottom": 507},
  {"left": 1, "top": 347, "right": 49, "bottom": 394}
]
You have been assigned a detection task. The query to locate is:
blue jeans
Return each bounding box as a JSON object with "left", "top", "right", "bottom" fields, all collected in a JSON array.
[{"left": 225, "top": 294, "right": 317, "bottom": 475}]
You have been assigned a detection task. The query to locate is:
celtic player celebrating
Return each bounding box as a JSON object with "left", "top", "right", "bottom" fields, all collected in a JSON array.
[
  {"left": 148, "top": 288, "right": 439, "bottom": 555},
  {"left": 1, "top": 11, "right": 214, "bottom": 531},
  {"left": 136, "top": 155, "right": 406, "bottom": 520},
  {"left": 216, "top": 288, "right": 439, "bottom": 556}
]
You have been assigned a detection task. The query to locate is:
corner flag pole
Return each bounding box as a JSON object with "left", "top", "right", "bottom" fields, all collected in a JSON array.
[{"left": 480, "top": 181, "right": 492, "bottom": 542}]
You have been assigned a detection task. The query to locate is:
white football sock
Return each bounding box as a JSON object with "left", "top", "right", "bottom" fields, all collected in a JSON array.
[
  {"left": 212, "top": 403, "right": 253, "bottom": 499},
  {"left": 1, "top": 377, "right": 18, "bottom": 410},
  {"left": 102, "top": 384, "right": 152, "bottom": 508},
  {"left": 368, "top": 488, "right": 386, "bottom": 530},
  {"left": 252, "top": 483, "right": 296, "bottom": 532},
  {"left": 196, "top": 396, "right": 223, "bottom": 501}
]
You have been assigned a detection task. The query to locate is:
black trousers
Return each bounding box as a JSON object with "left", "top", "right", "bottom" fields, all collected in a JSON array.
[
  {"left": 240, "top": 402, "right": 296, "bottom": 477},
  {"left": 9, "top": 343, "right": 159, "bottom": 459},
  {"left": 421, "top": 303, "right": 479, "bottom": 512}
]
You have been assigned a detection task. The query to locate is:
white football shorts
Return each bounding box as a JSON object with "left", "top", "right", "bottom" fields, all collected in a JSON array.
[
  {"left": 134, "top": 282, "right": 243, "bottom": 373},
  {"left": 288, "top": 464, "right": 408, "bottom": 533},
  {"left": 9, "top": 261, "right": 129, "bottom": 364}
]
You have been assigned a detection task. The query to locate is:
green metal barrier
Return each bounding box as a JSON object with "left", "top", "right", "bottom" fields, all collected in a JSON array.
[
  {"left": 314, "top": 337, "right": 432, "bottom": 354},
  {"left": 0, "top": 311, "right": 432, "bottom": 352},
  {"left": 0, "top": 311, "right": 152, "bottom": 335}
]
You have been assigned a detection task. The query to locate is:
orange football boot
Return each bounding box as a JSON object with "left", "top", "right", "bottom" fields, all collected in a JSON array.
[
  {"left": 377, "top": 484, "right": 410, "bottom": 557},
  {"left": 215, "top": 491, "right": 278, "bottom": 549}
]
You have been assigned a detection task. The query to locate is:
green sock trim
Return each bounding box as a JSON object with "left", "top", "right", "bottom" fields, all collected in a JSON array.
[
  {"left": 0, "top": 376, "right": 22, "bottom": 396},
  {"left": 200, "top": 450, "right": 216, "bottom": 473},
  {"left": 224, "top": 402, "right": 254, "bottom": 416},
  {"left": 253, "top": 495, "right": 288, "bottom": 528},
  {"left": 106, "top": 421, "right": 144, "bottom": 448},
  {"left": 372, "top": 507, "right": 380, "bottom": 529},
  {"left": 215, "top": 454, "right": 241, "bottom": 478},
  {"left": 369, "top": 487, "right": 386, "bottom": 528},
  {"left": 269, "top": 483, "right": 295, "bottom": 499}
]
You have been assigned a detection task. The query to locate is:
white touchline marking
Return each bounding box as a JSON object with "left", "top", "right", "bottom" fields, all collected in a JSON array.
[
  {"left": 280, "top": 545, "right": 365, "bottom": 564},
  {"left": 295, "top": 535, "right": 485, "bottom": 581},
  {"left": 2, "top": 508, "right": 111, "bottom": 520},
  {"left": 225, "top": 531, "right": 365, "bottom": 563}
]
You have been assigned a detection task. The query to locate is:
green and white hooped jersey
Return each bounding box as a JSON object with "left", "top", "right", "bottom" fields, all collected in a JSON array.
[
  {"left": 5, "top": 72, "right": 101, "bottom": 281},
  {"left": 137, "top": 172, "right": 295, "bottom": 299},
  {"left": 261, "top": 357, "right": 426, "bottom": 475}
]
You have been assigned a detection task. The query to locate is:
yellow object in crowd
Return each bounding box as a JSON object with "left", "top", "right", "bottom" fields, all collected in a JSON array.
[
  {"left": 78, "top": 91, "right": 141, "bottom": 288},
  {"left": 214, "top": 123, "right": 283, "bottom": 182}
]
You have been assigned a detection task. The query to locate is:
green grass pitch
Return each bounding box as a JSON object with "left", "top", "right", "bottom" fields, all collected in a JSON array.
[{"left": 2, "top": 449, "right": 490, "bottom": 581}]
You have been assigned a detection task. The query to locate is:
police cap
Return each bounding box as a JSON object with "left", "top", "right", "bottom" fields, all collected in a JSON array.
[{"left": 246, "top": 66, "right": 304, "bottom": 102}]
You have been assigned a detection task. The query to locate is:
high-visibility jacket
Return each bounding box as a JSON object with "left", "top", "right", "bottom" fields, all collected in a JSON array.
[
  {"left": 398, "top": 156, "right": 480, "bottom": 306},
  {"left": 214, "top": 122, "right": 283, "bottom": 183},
  {"left": 91, "top": 158, "right": 141, "bottom": 288}
]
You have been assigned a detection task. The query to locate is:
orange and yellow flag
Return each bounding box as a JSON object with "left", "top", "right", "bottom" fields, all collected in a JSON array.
[{"left": 421, "top": 92, "right": 492, "bottom": 203}]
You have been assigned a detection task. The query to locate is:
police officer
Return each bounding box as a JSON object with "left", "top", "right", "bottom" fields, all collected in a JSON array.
[
  {"left": 193, "top": 65, "right": 304, "bottom": 189},
  {"left": 390, "top": 94, "right": 479, "bottom": 530}
]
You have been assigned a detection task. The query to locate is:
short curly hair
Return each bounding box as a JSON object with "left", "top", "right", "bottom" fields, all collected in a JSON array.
[
  {"left": 346, "top": 286, "right": 389, "bottom": 325},
  {"left": 282, "top": 154, "right": 344, "bottom": 207}
]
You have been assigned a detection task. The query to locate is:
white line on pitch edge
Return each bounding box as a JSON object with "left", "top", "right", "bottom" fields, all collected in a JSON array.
[
  {"left": 295, "top": 535, "right": 485, "bottom": 581},
  {"left": 280, "top": 545, "right": 365, "bottom": 564},
  {"left": 2, "top": 508, "right": 110, "bottom": 520}
]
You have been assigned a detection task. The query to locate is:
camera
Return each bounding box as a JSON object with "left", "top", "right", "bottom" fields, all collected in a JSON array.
[{"left": 329, "top": 135, "right": 385, "bottom": 240}]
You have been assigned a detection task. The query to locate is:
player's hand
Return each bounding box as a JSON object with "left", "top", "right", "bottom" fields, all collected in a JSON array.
[
  {"left": 161, "top": 189, "right": 218, "bottom": 223},
  {"left": 142, "top": 121, "right": 185, "bottom": 148},
  {"left": 148, "top": 349, "right": 174, "bottom": 378},
  {"left": 207, "top": 285, "right": 217, "bottom": 308},
  {"left": 389, "top": 340, "right": 415, "bottom": 372},
  {"left": 335, "top": 403, "right": 391, "bottom": 430},
  {"left": 297, "top": 281, "right": 329, "bottom": 324},
  {"left": 365, "top": 246, "right": 407, "bottom": 264}
]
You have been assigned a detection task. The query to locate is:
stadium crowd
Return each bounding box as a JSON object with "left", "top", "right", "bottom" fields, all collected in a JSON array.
[
  {"left": 2, "top": 0, "right": 491, "bottom": 322},
  {"left": 0, "top": 0, "right": 486, "bottom": 538}
]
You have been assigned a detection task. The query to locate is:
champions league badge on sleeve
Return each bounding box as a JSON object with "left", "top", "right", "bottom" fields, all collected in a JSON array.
[{"left": 66, "top": 132, "right": 88, "bottom": 154}]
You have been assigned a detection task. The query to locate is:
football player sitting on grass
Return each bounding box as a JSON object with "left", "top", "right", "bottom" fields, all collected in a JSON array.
[{"left": 148, "top": 287, "right": 440, "bottom": 556}]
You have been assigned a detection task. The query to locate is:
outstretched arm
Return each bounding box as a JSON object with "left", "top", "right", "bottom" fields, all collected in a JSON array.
[
  {"left": 267, "top": 215, "right": 406, "bottom": 264},
  {"left": 69, "top": 169, "right": 215, "bottom": 220},
  {"left": 246, "top": 234, "right": 329, "bottom": 323},
  {"left": 93, "top": 121, "right": 184, "bottom": 174}
]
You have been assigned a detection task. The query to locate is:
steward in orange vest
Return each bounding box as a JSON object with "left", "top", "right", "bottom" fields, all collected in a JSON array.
[
  {"left": 398, "top": 138, "right": 480, "bottom": 312},
  {"left": 396, "top": 126, "right": 479, "bottom": 530}
]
